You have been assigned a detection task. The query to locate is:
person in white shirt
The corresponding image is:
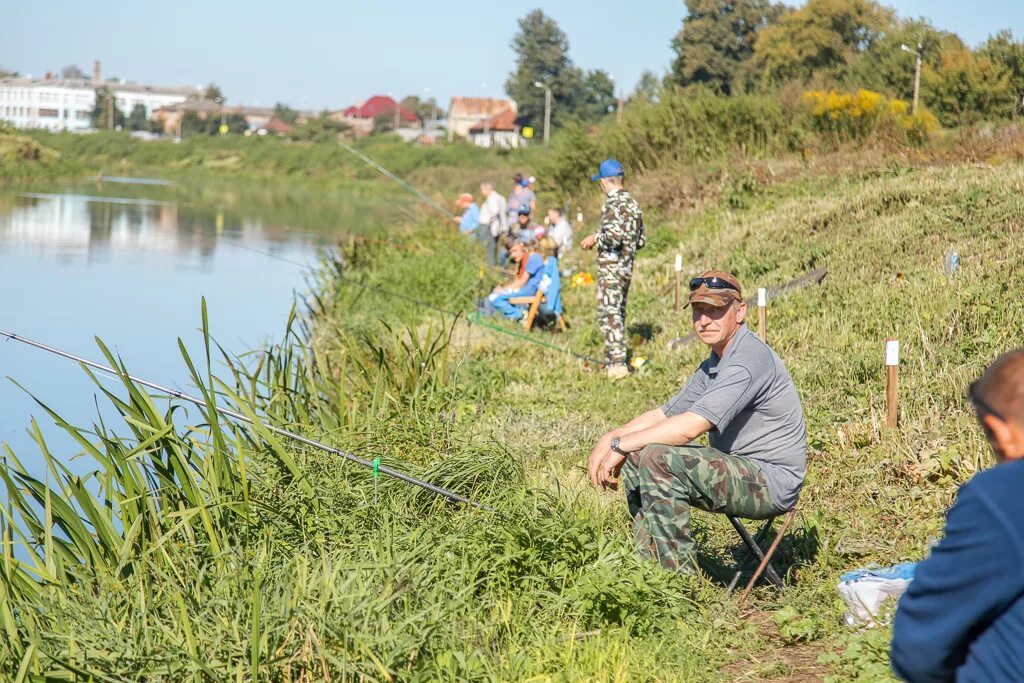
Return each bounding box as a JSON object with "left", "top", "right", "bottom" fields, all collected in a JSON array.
[
  {"left": 546, "top": 207, "right": 573, "bottom": 259},
  {"left": 477, "top": 181, "right": 508, "bottom": 266}
]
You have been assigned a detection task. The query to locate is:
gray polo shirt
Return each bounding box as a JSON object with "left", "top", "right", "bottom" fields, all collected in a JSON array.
[{"left": 661, "top": 325, "right": 806, "bottom": 509}]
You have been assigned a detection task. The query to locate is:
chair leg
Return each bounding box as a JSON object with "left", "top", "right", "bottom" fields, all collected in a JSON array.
[
  {"left": 727, "top": 515, "right": 784, "bottom": 590},
  {"left": 726, "top": 517, "right": 776, "bottom": 593},
  {"left": 739, "top": 508, "right": 798, "bottom": 603}
]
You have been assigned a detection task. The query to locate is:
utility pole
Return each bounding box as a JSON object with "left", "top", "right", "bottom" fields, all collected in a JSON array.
[
  {"left": 533, "top": 81, "right": 552, "bottom": 145},
  {"left": 901, "top": 43, "right": 923, "bottom": 114}
]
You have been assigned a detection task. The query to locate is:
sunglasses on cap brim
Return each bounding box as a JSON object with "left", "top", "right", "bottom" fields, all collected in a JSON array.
[{"left": 689, "top": 276, "right": 740, "bottom": 293}]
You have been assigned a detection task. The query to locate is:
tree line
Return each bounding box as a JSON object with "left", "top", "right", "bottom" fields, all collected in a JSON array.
[{"left": 506, "top": 0, "right": 1024, "bottom": 131}]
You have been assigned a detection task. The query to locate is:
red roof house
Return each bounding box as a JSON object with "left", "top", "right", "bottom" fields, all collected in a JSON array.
[
  {"left": 468, "top": 109, "right": 524, "bottom": 149},
  {"left": 341, "top": 96, "right": 418, "bottom": 123}
]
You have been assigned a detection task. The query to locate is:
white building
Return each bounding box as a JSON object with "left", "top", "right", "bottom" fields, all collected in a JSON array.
[{"left": 0, "top": 74, "right": 197, "bottom": 132}]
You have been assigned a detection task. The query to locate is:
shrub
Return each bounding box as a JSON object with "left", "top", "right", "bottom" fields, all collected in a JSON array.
[{"left": 801, "top": 89, "right": 939, "bottom": 145}]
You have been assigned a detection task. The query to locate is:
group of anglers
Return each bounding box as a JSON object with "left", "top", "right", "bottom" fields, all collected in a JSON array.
[{"left": 456, "top": 158, "right": 1022, "bottom": 680}]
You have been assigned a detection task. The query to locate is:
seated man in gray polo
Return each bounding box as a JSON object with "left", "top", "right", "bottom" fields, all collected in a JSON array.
[{"left": 586, "top": 270, "right": 806, "bottom": 572}]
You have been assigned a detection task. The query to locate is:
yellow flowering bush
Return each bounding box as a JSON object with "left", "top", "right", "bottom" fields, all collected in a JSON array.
[{"left": 802, "top": 89, "right": 938, "bottom": 144}]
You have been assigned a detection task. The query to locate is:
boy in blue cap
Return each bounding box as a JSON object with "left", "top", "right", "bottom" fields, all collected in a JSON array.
[{"left": 580, "top": 159, "right": 645, "bottom": 379}]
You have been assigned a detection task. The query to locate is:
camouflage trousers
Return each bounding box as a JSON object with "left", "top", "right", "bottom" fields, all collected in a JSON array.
[
  {"left": 621, "top": 443, "right": 784, "bottom": 573},
  {"left": 596, "top": 262, "right": 632, "bottom": 365}
]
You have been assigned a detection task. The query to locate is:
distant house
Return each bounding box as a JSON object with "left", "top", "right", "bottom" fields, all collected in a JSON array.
[
  {"left": 447, "top": 97, "right": 517, "bottom": 141},
  {"left": 468, "top": 108, "right": 524, "bottom": 149},
  {"left": 0, "top": 60, "right": 195, "bottom": 132},
  {"left": 151, "top": 99, "right": 221, "bottom": 134},
  {"left": 332, "top": 95, "right": 419, "bottom": 137},
  {"left": 152, "top": 102, "right": 309, "bottom": 135},
  {"left": 258, "top": 117, "right": 293, "bottom": 136}
]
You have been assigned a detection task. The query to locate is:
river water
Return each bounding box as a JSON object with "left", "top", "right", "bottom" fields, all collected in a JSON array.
[{"left": 0, "top": 178, "right": 403, "bottom": 477}]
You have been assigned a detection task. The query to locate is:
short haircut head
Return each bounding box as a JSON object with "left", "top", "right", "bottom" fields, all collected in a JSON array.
[
  {"left": 548, "top": 207, "right": 563, "bottom": 218},
  {"left": 972, "top": 349, "right": 1024, "bottom": 427},
  {"left": 480, "top": 181, "right": 494, "bottom": 193},
  {"left": 538, "top": 236, "right": 558, "bottom": 257}
]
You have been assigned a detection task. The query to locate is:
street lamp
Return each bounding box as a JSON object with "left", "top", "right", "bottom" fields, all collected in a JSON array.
[
  {"left": 901, "top": 43, "right": 923, "bottom": 115},
  {"left": 214, "top": 96, "right": 227, "bottom": 134},
  {"left": 533, "top": 81, "right": 552, "bottom": 145}
]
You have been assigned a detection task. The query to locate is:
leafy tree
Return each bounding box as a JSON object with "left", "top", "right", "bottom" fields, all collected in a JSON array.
[
  {"left": 670, "top": 0, "right": 783, "bottom": 94},
  {"left": 396, "top": 95, "right": 443, "bottom": 126},
  {"left": 0, "top": 66, "right": 18, "bottom": 78},
  {"left": 979, "top": 30, "right": 1024, "bottom": 117},
  {"left": 90, "top": 89, "right": 125, "bottom": 130},
  {"left": 60, "top": 64, "right": 87, "bottom": 80},
  {"left": 753, "top": 0, "right": 895, "bottom": 84},
  {"left": 373, "top": 111, "right": 396, "bottom": 134},
  {"left": 630, "top": 70, "right": 665, "bottom": 103},
  {"left": 202, "top": 83, "right": 224, "bottom": 102},
  {"left": 180, "top": 110, "right": 247, "bottom": 136},
  {"left": 125, "top": 103, "right": 149, "bottom": 131},
  {"left": 846, "top": 19, "right": 960, "bottom": 100},
  {"left": 505, "top": 9, "right": 583, "bottom": 129},
  {"left": 922, "top": 41, "right": 1013, "bottom": 125},
  {"left": 573, "top": 69, "right": 616, "bottom": 121},
  {"left": 288, "top": 113, "right": 351, "bottom": 142},
  {"left": 273, "top": 102, "right": 299, "bottom": 124}
]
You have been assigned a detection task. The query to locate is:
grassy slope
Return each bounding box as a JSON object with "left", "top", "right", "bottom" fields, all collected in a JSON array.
[
  {"left": 3, "top": 132, "right": 1022, "bottom": 679},
  {"left": 327, "top": 159, "right": 1024, "bottom": 680}
]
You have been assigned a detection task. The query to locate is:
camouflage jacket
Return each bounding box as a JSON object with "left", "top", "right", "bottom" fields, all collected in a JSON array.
[{"left": 596, "top": 189, "right": 645, "bottom": 264}]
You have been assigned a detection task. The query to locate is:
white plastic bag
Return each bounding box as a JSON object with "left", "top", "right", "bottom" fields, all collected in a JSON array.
[{"left": 837, "top": 562, "right": 916, "bottom": 626}]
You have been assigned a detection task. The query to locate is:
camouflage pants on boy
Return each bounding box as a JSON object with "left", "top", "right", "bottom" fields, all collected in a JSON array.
[
  {"left": 596, "top": 261, "right": 632, "bottom": 366},
  {"left": 621, "top": 443, "right": 785, "bottom": 573}
]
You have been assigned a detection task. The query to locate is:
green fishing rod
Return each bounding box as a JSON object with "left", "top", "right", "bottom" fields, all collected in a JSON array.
[{"left": 0, "top": 329, "right": 495, "bottom": 513}]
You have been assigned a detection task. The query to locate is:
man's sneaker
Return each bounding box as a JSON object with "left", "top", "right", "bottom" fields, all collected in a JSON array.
[{"left": 606, "top": 364, "right": 630, "bottom": 380}]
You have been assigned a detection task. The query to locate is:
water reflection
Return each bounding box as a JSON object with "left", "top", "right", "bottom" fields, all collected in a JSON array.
[
  {"left": 0, "top": 183, "right": 396, "bottom": 480},
  {"left": 1, "top": 191, "right": 337, "bottom": 265}
]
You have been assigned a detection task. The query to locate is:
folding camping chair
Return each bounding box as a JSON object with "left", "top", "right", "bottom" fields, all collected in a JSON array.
[
  {"left": 725, "top": 507, "right": 798, "bottom": 602},
  {"left": 507, "top": 290, "right": 568, "bottom": 332},
  {"left": 507, "top": 292, "right": 568, "bottom": 332}
]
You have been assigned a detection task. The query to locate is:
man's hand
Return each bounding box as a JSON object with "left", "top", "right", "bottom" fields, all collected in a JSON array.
[
  {"left": 587, "top": 432, "right": 615, "bottom": 486},
  {"left": 597, "top": 450, "right": 626, "bottom": 490},
  {"left": 580, "top": 233, "right": 597, "bottom": 250}
]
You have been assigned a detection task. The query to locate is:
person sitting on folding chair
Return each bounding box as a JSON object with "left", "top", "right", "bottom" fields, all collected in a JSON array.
[
  {"left": 480, "top": 236, "right": 545, "bottom": 321},
  {"left": 533, "top": 236, "right": 563, "bottom": 325},
  {"left": 586, "top": 270, "right": 806, "bottom": 573}
]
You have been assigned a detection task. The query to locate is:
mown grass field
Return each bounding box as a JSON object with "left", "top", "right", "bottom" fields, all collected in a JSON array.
[{"left": 1, "top": 154, "right": 1021, "bottom": 681}]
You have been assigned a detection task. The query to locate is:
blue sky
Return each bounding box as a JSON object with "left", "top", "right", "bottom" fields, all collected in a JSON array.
[{"left": 3, "top": 1, "right": 1022, "bottom": 111}]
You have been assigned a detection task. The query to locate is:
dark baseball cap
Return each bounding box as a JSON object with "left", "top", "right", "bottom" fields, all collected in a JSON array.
[{"left": 688, "top": 270, "right": 743, "bottom": 308}]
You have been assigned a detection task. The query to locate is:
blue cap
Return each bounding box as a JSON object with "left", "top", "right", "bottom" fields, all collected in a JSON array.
[
  {"left": 591, "top": 158, "right": 624, "bottom": 182},
  {"left": 516, "top": 202, "right": 531, "bottom": 215}
]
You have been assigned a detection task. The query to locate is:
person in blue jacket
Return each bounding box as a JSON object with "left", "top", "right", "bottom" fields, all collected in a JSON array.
[
  {"left": 482, "top": 236, "right": 545, "bottom": 321},
  {"left": 891, "top": 349, "right": 1024, "bottom": 682},
  {"left": 453, "top": 193, "right": 479, "bottom": 237}
]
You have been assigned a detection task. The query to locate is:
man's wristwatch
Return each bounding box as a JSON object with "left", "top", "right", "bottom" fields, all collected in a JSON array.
[{"left": 610, "top": 436, "right": 629, "bottom": 456}]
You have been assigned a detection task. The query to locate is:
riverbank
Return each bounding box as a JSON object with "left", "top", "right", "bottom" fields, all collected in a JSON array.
[{"left": 3, "top": 144, "right": 1021, "bottom": 678}]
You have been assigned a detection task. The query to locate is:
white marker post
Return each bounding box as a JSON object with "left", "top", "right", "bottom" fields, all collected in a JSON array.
[
  {"left": 757, "top": 288, "right": 768, "bottom": 342},
  {"left": 674, "top": 254, "right": 683, "bottom": 312},
  {"left": 885, "top": 339, "right": 900, "bottom": 431}
]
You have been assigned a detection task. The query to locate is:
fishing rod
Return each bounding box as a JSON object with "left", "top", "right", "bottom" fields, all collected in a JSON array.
[
  {"left": 337, "top": 140, "right": 456, "bottom": 220},
  {"left": 0, "top": 330, "right": 494, "bottom": 513}
]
